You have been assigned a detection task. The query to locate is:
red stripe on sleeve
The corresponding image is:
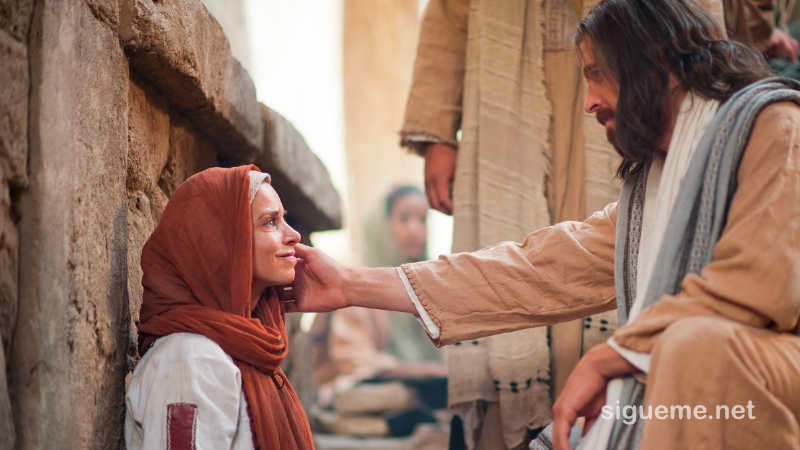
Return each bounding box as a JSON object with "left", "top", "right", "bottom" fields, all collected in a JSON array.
[{"left": 167, "top": 403, "right": 197, "bottom": 450}]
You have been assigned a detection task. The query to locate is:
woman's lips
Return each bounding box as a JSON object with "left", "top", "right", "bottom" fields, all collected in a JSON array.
[{"left": 278, "top": 254, "right": 297, "bottom": 264}]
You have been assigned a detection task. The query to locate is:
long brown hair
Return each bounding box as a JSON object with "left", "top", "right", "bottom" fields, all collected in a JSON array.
[{"left": 575, "top": 0, "right": 772, "bottom": 180}]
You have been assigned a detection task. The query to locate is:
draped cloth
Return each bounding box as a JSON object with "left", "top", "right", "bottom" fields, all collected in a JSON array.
[
  {"left": 138, "top": 165, "right": 314, "bottom": 450},
  {"left": 579, "top": 79, "right": 800, "bottom": 449},
  {"left": 450, "top": 2, "right": 554, "bottom": 447},
  {"left": 605, "top": 78, "right": 800, "bottom": 449}
]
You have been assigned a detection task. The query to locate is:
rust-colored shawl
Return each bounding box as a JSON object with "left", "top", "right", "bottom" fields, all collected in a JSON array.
[{"left": 138, "top": 165, "right": 314, "bottom": 449}]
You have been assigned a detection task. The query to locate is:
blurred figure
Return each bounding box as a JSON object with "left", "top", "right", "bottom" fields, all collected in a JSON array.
[
  {"left": 385, "top": 185, "right": 428, "bottom": 264},
  {"left": 724, "top": 0, "right": 799, "bottom": 63},
  {"left": 311, "top": 186, "right": 445, "bottom": 438},
  {"left": 767, "top": 1, "right": 800, "bottom": 77}
]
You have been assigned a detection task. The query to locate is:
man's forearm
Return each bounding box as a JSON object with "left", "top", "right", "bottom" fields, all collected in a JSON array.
[
  {"left": 342, "top": 267, "right": 416, "bottom": 314},
  {"left": 585, "top": 343, "right": 638, "bottom": 379}
]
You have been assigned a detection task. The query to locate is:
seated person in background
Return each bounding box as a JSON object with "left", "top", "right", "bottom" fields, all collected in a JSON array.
[
  {"left": 311, "top": 185, "right": 446, "bottom": 436},
  {"left": 125, "top": 166, "right": 313, "bottom": 450},
  {"left": 725, "top": 0, "right": 799, "bottom": 62}
]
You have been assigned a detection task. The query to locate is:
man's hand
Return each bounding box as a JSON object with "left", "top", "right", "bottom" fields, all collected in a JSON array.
[
  {"left": 552, "top": 343, "right": 638, "bottom": 450},
  {"left": 766, "top": 28, "right": 799, "bottom": 64},
  {"left": 286, "top": 244, "right": 349, "bottom": 313},
  {"left": 424, "top": 143, "right": 457, "bottom": 215}
]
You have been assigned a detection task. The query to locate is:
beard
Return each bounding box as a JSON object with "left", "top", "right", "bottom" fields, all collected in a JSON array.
[{"left": 596, "top": 107, "right": 621, "bottom": 151}]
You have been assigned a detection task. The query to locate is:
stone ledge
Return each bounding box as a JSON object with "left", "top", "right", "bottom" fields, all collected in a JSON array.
[
  {"left": 119, "top": 0, "right": 341, "bottom": 232},
  {"left": 119, "top": 0, "right": 261, "bottom": 162},
  {"left": 258, "top": 106, "right": 342, "bottom": 231}
]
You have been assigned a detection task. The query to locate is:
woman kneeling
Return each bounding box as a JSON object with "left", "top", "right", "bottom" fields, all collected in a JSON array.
[{"left": 125, "top": 165, "right": 313, "bottom": 450}]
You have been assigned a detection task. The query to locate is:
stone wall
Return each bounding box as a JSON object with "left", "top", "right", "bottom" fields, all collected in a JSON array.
[
  {"left": 1, "top": 0, "right": 33, "bottom": 447},
  {"left": 2, "top": 1, "right": 341, "bottom": 448}
]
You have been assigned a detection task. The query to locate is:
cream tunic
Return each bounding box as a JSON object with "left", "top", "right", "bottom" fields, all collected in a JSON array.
[{"left": 125, "top": 332, "right": 254, "bottom": 450}]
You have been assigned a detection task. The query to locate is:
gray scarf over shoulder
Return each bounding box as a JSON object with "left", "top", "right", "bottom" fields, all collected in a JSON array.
[{"left": 533, "top": 77, "right": 800, "bottom": 450}]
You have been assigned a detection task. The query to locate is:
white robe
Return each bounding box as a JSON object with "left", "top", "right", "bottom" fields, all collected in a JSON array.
[{"left": 125, "top": 332, "right": 254, "bottom": 450}]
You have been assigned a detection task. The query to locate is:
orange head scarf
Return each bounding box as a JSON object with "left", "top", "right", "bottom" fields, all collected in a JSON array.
[{"left": 138, "top": 164, "right": 314, "bottom": 449}]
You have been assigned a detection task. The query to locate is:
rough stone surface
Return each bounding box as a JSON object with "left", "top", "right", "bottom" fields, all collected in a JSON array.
[
  {"left": 160, "top": 112, "right": 219, "bottom": 196},
  {"left": 0, "top": 183, "right": 18, "bottom": 355},
  {"left": 0, "top": 27, "right": 26, "bottom": 361},
  {"left": 259, "top": 106, "right": 342, "bottom": 231},
  {"left": 0, "top": 0, "right": 33, "bottom": 41},
  {"left": 0, "top": 29, "right": 28, "bottom": 186},
  {"left": 86, "top": 0, "right": 120, "bottom": 30},
  {"left": 126, "top": 190, "right": 155, "bottom": 326},
  {"left": 120, "top": 0, "right": 262, "bottom": 162},
  {"left": 6, "top": 1, "right": 342, "bottom": 448},
  {"left": 0, "top": 344, "right": 13, "bottom": 449},
  {"left": 12, "top": 2, "right": 130, "bottom": 449},
  {"left": 0, "top": 17, "right": 29, "bottom": 450},
  {"left": 126, "top": 75, "right": 171, "bottom": 327},
  {"left": 127, "top": 75, "right": 170, "bottom": 193}
]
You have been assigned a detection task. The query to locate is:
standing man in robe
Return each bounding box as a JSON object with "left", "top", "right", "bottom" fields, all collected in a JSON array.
[
  {"left": 398, "top": 0, "right": 724, "bottom": 448},
  {"left": 297, "top": 0, "right": 800, "bottom": 448}
]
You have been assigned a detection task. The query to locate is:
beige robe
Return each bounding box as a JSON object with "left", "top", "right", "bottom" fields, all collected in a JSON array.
[
  {"left": 401, "top": 102, "right": 800, "bottom": 449},
  {"left": 400, "top": 0, "right": 725, "bottom": 448},
  {"left": 401, "top": 1, "right": 618, "bottom": 447}
]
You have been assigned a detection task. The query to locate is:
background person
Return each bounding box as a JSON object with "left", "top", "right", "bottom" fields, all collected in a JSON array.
[{"left": 311, "top": 186, "right": 446, "bottom": 439}]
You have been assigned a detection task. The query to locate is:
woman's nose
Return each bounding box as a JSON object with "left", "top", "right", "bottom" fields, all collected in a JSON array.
[{"left": 283, "top": 223, "right": 301, "bottom": 245}]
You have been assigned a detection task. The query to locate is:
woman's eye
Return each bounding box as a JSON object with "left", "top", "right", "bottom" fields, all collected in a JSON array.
[{"left": 263, "top": 218, "right": 276, "bottom": 227}]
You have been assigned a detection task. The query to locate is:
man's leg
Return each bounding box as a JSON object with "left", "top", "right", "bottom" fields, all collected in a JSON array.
[{"left": 640, "top": 316, "right": 800, "bottom": 450}]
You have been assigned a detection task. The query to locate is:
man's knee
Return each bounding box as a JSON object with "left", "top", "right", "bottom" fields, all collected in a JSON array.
[{"left": 652, "top": 316, "right": 739, "bottom": 366}]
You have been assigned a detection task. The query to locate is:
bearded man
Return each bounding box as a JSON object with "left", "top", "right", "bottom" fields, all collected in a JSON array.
[
  {"left": 401, "top": 1, "right": 725, "bottom": 448},
  {"left": 293, "top": 1, "right": 800, "bottom": 449}
]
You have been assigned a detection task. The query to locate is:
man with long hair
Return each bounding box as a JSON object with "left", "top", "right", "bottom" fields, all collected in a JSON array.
[{"left": 292, "top": 1, "right": 800, "bottom": 449}]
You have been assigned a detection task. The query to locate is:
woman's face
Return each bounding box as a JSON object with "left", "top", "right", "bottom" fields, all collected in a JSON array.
[
  {"left": 389, "top": 193, "right": 428, "bottom": 260},
  {"left": 251, "top": 183, "right": 301, "bottom": 293}
]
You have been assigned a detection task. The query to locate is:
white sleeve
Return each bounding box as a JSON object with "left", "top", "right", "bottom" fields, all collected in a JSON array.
[
  {"left": 396, "top": 267, "right": 441, "bottom": 339},
  {"left": 126, "top": 333, "right": 244, "bottom": 450},
  {"left": 607, "top": 337, "right": 651, "bottom": 373}
]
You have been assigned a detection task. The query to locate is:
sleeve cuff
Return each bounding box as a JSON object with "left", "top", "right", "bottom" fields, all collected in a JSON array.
[
  {"left": 395, "top": 267, "right": 441, "bottom": 340},
  {"left": 607, "top": 337, "right": 651, "bottom": 373},
  {"left": 399, "top": 131, "right": 458, "bottom": 156}
]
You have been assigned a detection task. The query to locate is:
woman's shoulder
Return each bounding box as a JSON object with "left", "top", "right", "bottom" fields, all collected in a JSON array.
[{"left": 134, "top": 332, "right": 239, "bottom": 379}]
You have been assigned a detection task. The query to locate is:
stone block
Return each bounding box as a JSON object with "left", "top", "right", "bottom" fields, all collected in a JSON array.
[
  {"left": 86, "top": 0, "right": 119, "bottom": 30},
  {"left": 127, "top": 190, "right": 156, "bottom": 325},
  {"left": 0, "top": 0, "right": 33, "bottom": 42},
  {"left": 0, "top": 344, "right": 13, "bottom": 449},
  {"left": 127, "top": 75, "right": 170, "bottom": 193},
  {"left": 258, "top": 106, "right": 342, "bottom": 232},
  {"left": 0, "top": 182, "right": 17, "bottom": 355},
  {"left": 159, "top": 112, "right": 218, "bottom": 196},
  {"left": 120, "top": 0, "right": 261, "bottom": 162},
  {"left": 13, "top": 1, "right": 129, "bottom": 448},
  {"left": 0, "top": 28, "right": 28, "bottom": 186}
]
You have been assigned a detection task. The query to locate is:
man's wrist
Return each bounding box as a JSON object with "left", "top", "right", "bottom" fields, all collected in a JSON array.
[
  {"left": 585, "top": 343, "right": 638, "bottom": 379},
  {"left": 340, "top": 267, "right": 357, "bottom": 307}
]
